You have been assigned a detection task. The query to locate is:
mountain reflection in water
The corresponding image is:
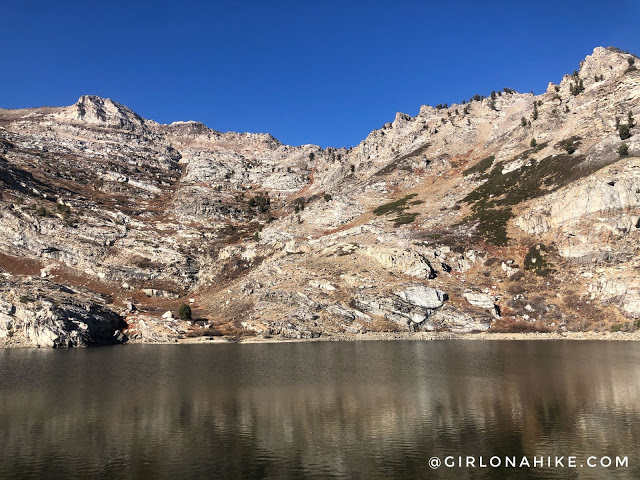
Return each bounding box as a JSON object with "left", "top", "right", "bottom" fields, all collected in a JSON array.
[{"left": 1, "top": 341, "right": 639, "bottom": 479}]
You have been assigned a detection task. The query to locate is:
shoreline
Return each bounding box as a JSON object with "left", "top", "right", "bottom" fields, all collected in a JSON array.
[
  {"left": 138, "top": 330, "right": 640, "bottom": 345},
  {"left": 4, "top": 330, "right": 640, "bottom": 349}
]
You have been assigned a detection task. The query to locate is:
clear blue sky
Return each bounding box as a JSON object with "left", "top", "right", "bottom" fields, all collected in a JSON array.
[{"left": 2, "top": 1, "right": 639, "bottom": 148}]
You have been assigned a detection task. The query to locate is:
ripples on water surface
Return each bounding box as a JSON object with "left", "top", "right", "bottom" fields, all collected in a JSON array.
[{"left": 1, "top": 341, "right": 640, "bottom": 479}]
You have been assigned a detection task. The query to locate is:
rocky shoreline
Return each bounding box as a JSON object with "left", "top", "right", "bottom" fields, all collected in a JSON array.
[
  {"left": 141, "top": 330, "right": 640, "bottom": 345},
  {"left": 3, "top": 329, "right": 640, "bottom": 349}
]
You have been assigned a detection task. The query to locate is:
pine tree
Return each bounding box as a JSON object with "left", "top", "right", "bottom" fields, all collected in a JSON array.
[
  {"left": 178, "top": 304, "right": 192, "bottom": 320},
  {"left": 570, "top": 78, "right": 585, "bottom": 96}
]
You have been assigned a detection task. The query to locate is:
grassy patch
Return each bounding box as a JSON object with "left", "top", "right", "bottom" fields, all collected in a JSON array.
[
  {"left": 524, "top": 244, "right": 556, "bottom": 276},
  {"left": 374, "top": 193, "right": 420, "bottom": 228},
  {"left": 393, "top": 212, "right": 418, "bottom": 227},
  {"left": 464, "top": 207, "right": 512, "bottom": 246},
  {"left": 373, "top": 193, "right": 418, "bottom": 216},
  {"left": 463, "top": 155, "right": 495, "bottom": 176},
  {"left": 459, "top": 143, "right": 610, "bottom": 245}
]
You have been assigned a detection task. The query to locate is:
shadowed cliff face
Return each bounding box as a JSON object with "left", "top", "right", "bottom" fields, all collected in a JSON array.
[{"left": 1, "top": 47, "right": 640, "bottom": 346}]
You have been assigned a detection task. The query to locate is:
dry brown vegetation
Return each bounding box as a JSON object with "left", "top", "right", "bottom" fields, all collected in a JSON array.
[
  {"left": 489, "top": 318, "right": 552, "bottom": 333},
  {"left": 367, "top": 317, "right": 403, "bottom": 332}
]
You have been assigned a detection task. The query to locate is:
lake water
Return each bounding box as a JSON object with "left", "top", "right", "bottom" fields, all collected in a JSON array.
[{"left": 1, "top": 341, "right": 639, "bottom": 479}]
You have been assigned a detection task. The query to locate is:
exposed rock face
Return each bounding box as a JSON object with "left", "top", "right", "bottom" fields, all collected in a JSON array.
[
  {"left": 395, "top": 285, "right": 447, "bottom": 309},
  {"left": 353, "top": 285, "right": 446, "bottom": 332},
  {"left": 589, "top": 277, "right": 640, "bottom": 319},
  {"left": 363, "top": 247, "right": 437, "bottom": 279},
  {"left": 0, "top": 278, "right": 125, "bottom": 347},
  {"left": 72, "top": 95, "right": 147, "bottom": 131},
  {"left": 516, "top": 157, "right": 640, "bottom": 263},
  {"left": 1, "top": 46, "right": 639, "bottom": 346},
  {"left": 463, "top": 292, "right": 495, "bottom": 310}
]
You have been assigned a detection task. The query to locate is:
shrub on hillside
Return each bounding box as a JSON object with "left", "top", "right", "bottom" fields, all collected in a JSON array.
[
  {"left": 178, "top": 303, "right": 192, "bottom": 320},
  {"left": 618, "top": 143, "right": 629, "bottom": 157},
  {"left": 618, "top": 124, "right": 631, "bottom": 140}
]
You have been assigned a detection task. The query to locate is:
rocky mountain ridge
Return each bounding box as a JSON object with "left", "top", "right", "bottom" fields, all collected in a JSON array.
[{"left": 1, "top": 46, "right": 639, "bottom": 347}]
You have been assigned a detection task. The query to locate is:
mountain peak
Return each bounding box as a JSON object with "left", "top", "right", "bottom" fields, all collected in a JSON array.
[
  {"left": 577, "top": 46, "right": 637, "bottom": 78},
  {"left": 74, "top": 95, "right": 146, "bottom": 131}
]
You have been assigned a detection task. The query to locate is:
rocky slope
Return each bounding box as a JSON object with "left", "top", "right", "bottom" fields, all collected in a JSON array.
[{"left": 1, "top": 46, "right": 639, "bottom": 347}]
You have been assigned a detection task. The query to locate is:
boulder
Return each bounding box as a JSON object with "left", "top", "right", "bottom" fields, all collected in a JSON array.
[
  {"left": 352, "top": 285, "right": 448, "bottom": 332},
  {"left": 363, "top": 247, "right": 437, "bottom": 279},
  {"left": 395, "top": 285, "right": 447, "bottom": 309},
  {"left": 0, "top": 313, "right": 13, "bottom": 337},
  {"left": 463, "top": 292, "right": 500, "bottom": 317},
  {"left": 0, "top": 300, "right": 15, "bottom": 315},
  {"left": 463, "top": 292, "right": 495, "bottom": 310}
]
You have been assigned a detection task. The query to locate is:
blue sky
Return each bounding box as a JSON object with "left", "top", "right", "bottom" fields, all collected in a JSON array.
[{"left": 2, "top": 1, "right": 639, "bottom": 147}]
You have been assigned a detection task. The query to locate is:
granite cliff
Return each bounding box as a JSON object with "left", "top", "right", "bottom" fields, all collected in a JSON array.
[{"left": 1, "top": 47, "right": 639, "bottom": 347}]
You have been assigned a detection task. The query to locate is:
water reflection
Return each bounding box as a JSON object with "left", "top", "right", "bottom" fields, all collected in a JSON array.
[{"left": 1, "top": 341, "right": 640, "bottom": 479}]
